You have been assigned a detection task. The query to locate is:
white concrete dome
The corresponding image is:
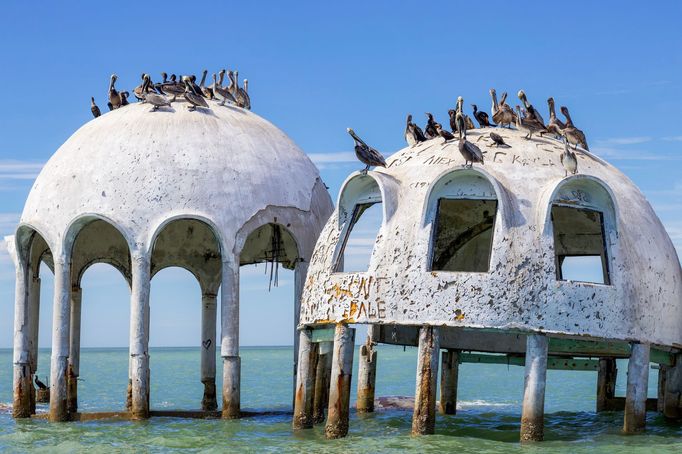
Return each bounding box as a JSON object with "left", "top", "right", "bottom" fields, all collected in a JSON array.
[{"left": 300, "top": 127, "right": 682, "bottom": 348}]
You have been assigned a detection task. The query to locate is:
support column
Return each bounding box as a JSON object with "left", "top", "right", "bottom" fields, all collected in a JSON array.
[
  {"left": 201, "top": 292, "right": 218, "bottom": 411},
  {"left": 293, "top": 329, "right": 318, "bottom": 429},
  {"left": 440, "top": 349, "right": 459, "bottom": 415},
  {"left": 67, "top": 287, "right": 82, "bottom": 414},
  {"left": 657, "top": 365, "right": 667, "bottom": 413},
  {"left": 129, "top": 254, "right": 151, "bottom": 420},
  {"left": 28, "top": 275, "right": 41, "bottom": 414},
  {"left": 411, "top": 326, "right": 440, "bottom": 436},
  {"left": 292, "top": 260, "right": 309, "bottom": 407},
  {"left": 49, "top": 257, "right": 71, "bottom": 422},
  {"left": 325, "top": 323, "right": 355, "bottom": 439},
  {"left": 520, "top": 334, "right": 548, "bottom": 442},
  {"left": 596, "top": 358, "right": 617, "bottom": 412},
  {"left": 623, "top": 342, "right": 650, "bottom": 434},
  {"left": 313, "top": 341, "right": 332, "bottom": 424},
  {"left": 12, "top": 257, "right": 31, "bottom": 419},
  {"left": 221, "top": 262, "right": 240, "bottom": 419},
  {"left": 663, "top": 353, "right": 682, "bottom": 419},
  {"left": 357, "top": 327, "right": 378, "bottom": 413}
]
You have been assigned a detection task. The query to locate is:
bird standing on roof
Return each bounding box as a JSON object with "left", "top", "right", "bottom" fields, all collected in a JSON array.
[
  {"left": 560, "top": 134, "right": 578, "bottom": 176},
  {"left": 546, "top": 97, "right": 565, "bottom": 137},
  {"left": 183, "top": 79, "right": 209, "bottom": 111},
  {"left": 456, "top": 112, "right": 484, "bottom": 167},
  {"left": 90, "top": 97, "right": 101, "bottom": 118},
  {"left": 347, "top": 128, "right": 387, "bottom": 173},
  {"left": 108, "top": 74, "right": 122, "bottom": 110},
  {"left": 199, "top": 70, "right": 214, "bottom": 99},
  {"left": 489, "top": 132, "right": 508, "bottom": 147},
  {"left": 424, "top": 113, "right": 438, "bottom": 139},
  {"left": 35, "top": 375, "right": 47, "bottom": 390},
  {"left": 515, "top": 105, "right": 545, "bottom": 140},
  {"left": 560, "top": 106, "right": 589, "bottom": 150},
  {"left": 141, "top": 75, "right": 173, "bottom": 111},
  {"left": 404, "top": 114, "right": 426, "bottom": 146},
  {"left": 472, "top": 104, "right": 495, "bottom": 127},
  {"left": 517, "top": 90, "right": 545, "bottom": 127},
  {"left": 436, "top": 123, "right": 456, "bottom": 143},
  {"left": 490, "top": 89, "right": 516, "bottom": 128},
  {"left": 213, "top": 73, "right": 236, "bottom": 106}
]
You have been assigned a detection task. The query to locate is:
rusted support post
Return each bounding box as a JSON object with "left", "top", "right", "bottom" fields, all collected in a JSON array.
[
  {"left": 440, "top": 349, "right": 459, "bottom": 415},
  {"left": 129, "top": 254, "right": 151, "bottom": 420},
  {"left": 313, "top": 341, "right": 332, "bottom": 424},
  {"left": 201, "top": 292, "right": 218, "bottom": 411},
  {"left": 596, "top": 358, "right": 617, "bottom": 412},
  {"left": 623, "top": 342, "right": 650, "bottom": 434},
  {"left": 356, "top": 327, "right": 378, "bottom": 413},
  {"left": 221, "top": 262, "right": 240, "bottom": 419},
  {"left": 657, "top": 365, "right": 667, "bottom": 413},
  {"left": 411, "top": 326, "right": 440, "bottom": 436},
  {"left": 520, "top": 333, "right": 548, "bottom": 442},
  {"left": 663, "top": 353, "right": 682, "bottom": 419},
  {"left": 28, "top": 274, "right": 41, "bottom": 415},
  {"left": 292, "top": 260, "right": 309, "bottom": 408},
  {"left": 324, "top": 323, "right": 356, "bottom": 439},
  {"left": 293, "top": 329, "right": 318, "bottom": 429},
  {"left": 49, "top": 256, "right": 71, "bottom": 422},
  {"left": 67, "top": 287, "right": 82, "bottom": 414},
  {"left": 12, "top": 255, "right": 31, "bottom": 419}
]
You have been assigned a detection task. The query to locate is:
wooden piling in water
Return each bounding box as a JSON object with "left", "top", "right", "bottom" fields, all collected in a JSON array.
[
  {"left": 293, "top": 329, "right": 318, "bottom": 429},
  {"left": 324, "top": 323, "right": 355, "bottom": 439},
  {"left": 356, "top": 329, "right": 377, "bottom": 414},
  {"left": 623, "top": 342, "right": 650, "bottom": 433},
  {"left": 440, "top": 349, "right": 459, "bottom": 415},
  {"left": 520, "top": 334, "right": 548, "bottom": 442},
  {"left": 313, "top": 341, "right": 332, "bottom": 424},
  {"left": 663, "top": 353, "right": 682, "bottom": 419},
  {"left": 411, "top": 326, "right": 440, "bottom": 436},
  {"left": 49, "top": 258, "right": 71, "bottom": 422},
  {"left": 67, "top": 287, "right": 82, "bottom": 414},
  {"left": 596, "top": 358, "right": 617, "bottom": 412}
]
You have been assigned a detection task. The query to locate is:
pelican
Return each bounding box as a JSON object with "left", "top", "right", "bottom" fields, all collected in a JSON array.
[
  {"left": 517, "top": 90, "right": 545, "bottom": 126},
  {"left": 547, "top": 97, "right": 565, "bottom": 137},
  {"left": 436, "top": 123, "right": 456, "bottom": 143},
  {"left": 141, "top": 75, "right": 172, "bottom": 111},
  {"left": 560, "top": 134, "right": 578, "bottom": 176},
  {"left": 489, "top": 132, "right": 508, "bottom": 147},
  {"left": 35, "top": 375, "right": 47, "bottom": 390},
  {"left": 243, "top": 79, "right": 249, "bottom": 94},
  {"left": 472, "top": 104, "right": 495, "bottom": 127},
  {"left": 232, "top": 70, "right": 251, "bottom": 109},
  {"left": 159, "top": 74, "right": 185, "bottom": 97},
  {"left": 347, "top": 128, "right": 387, "bottom": 173},
  {"left": 183, "top": 79, "right": 209, "bottom": 111},
  {"left": 405, "top": 114, "right": 426, "bottom": 146},
  {"left": 560, "top": 106, "right": 589, "bottom": 150},
  {"left": 213, "top": 73, "right": 236, "bottom": 106},
  {"left": 515, "top": 105, "right": 545, "bottom": 140},
  {"left": 90, "top": 97, "right": 101, "bottom": 118},
  {"left": 108, "top": 74, "right": 122, "bottom": 109},
  {"left": 455, "top": 97, "right": 475, "bottom": 130},
  {"left": 457, "top": 112, "right": 484, "bottom": 167},
  {"left": 424, "top": 113, "right": 438, "bottom": 139},
  {"left": 120, "top": 91, "right": 130, "bottom": 106},
  {"left": 490, "top": 89, "right": 516, "bottom": 128},
  {"left": 133, "top": 73, "right": 150, "bottom": 101},
  {"left": 199, "top": 69, "right": 214, "bottom": 99}
]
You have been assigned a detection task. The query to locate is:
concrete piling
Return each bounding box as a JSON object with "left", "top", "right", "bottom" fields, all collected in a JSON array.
[
  {"left": 28, "top": 274, "right": 41, "bottom": 415},
  {"left": 520, "top": 334, "right": 548, "bottom": 442},
  {"left": 12, "top": 260, "right": 31, "bottom": 419},
  {"left": 313, "top": 341, "right": 332, "bottom": 424},
  {"left": 596, "top": 358, "right": 617, "bottom": 412},
  {"left": 220, "top": 263, "right": 240, "bottom": 419},
  {"left": 356, "top": 330, "right": 377, "bottom": 414},
  {"left": 129, "top": 254, "right": 151, "bottom": 420},
  {"left": 67, "top": 287, "right": 82, "bottom": 414},
  {"left": 293, "top": 329, "right": 317, "bottom": 429},
  {"left": 49, "top": 258, "right": 71, "bottom": 422},
  {"left": 658, "top": 365, "right": 667, "bottom": 413},
  {"left": 201, "top": 292, "right": 218, "bottom": 411},
  {"left": 324, "top": 323, "right": 355, "bottom": 439},
  {"left": 440, "top": 349, "right": 459, "bottom": 415},
  {"left": 623, "top": 342, "right": 650, "bottom": 434},
  {"left": 411, "top": 326, "right": 440, "bottom": 436},
  {"left": 663, "top": 353, "right": 682, "bottom": 419}
]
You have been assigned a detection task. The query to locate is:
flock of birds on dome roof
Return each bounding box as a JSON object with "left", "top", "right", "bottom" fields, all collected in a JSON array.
[
  {"left": 89, "top": 69, "right": 251, "bottom": 117},
  {"left": 347, "top": 89, "right": 588, "bottom": 177}
]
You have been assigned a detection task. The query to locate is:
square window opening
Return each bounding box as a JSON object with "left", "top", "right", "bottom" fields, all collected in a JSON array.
[
  {"left": 552, "top": 205, "right": 610, "bottom": 284},
  {"left": 333, "top": 202, "right": 382, "bottom": 273},
  {"left": 430, "top": 199, "right": 497, "bottom": 272}
]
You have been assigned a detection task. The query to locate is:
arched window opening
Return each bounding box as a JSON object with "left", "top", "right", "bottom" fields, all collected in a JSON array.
[
  {"left": 552, "top": 206, "right": 610, "bottom": 284},
  {"left": 427, "top": 170, "right": 498, "bottom": 273}
]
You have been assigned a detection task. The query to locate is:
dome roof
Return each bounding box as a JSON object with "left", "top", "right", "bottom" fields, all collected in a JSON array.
[
  {"left": 19, "top": 101, "right": 332, "bottom": 258},
  {"left": 300, "top": 128, "right": 682, "bottom": 347}
]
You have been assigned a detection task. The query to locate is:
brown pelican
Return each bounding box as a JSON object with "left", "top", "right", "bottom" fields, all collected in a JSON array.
[
  {"left": 517, "top": 90, "right": 545, "bottom": 126},
  {"left": 347, "top": 128, "right": 387, "bottom": 173},
  {"left": 90, "top": 97, "right": 101, "bottom": 118},
  {"left": 183, "top": 79, "right": 209, "bottom": 111},
  {"left": 213, "top": 73, "right": 236, "bottom": 106},
  {"left": 133, "top": 73, "right": 149, "bottom": 101},
  {"left": 120, "top": 91, "right": 130, "bottom": 106},
  {"left": 490, "top": 89, "right": 516, "bottom": 128},
  {"left": 141, "top": 76, "right": 172, "bottom": 111},
  {"left": 232, "top": 70, "right": 251, "bottom": 110},
  {"left": 560, "top": 106, "right": 589, "bottom": 150},
  {"left": 108, "top": 74, "right": 122, "bottom": 110},
  {"left": 456, "top": 97, "right": 475, "bottom": 130},
  {"left": 489, "top": 132, "right": 508, "bottom": 147},
  {"left": 35, "top": 375, "right": 47, "bottom": 390},
  {"left": 436, "top": 123, "right": 456, "bottom": 143},
  {"left": 405, "top": 114, "right": 426, "bottom": 146},
  {"left": 560, "top": 134, "right": 578, "bottom": 176},
  {"left": 199, "top": 70, "right": 214, "bottom": 99},
  {"left": 159, "top": 74, "right": 185, "bottom": 97},
  {"left": 472, "top": 104, "right": 495, "bottom": 127},
  {"left": 457, "top": 112, "right": 484, "bottom": 167},
  {"left": 547, "top": 97, "right": 565, "bottom": 137},
  {"left": 227, "top": 70, "right": 236, "bottom": 96},
  {"left": 243, "top": 79, "right": 249, "bottom": 94},
  {"left": 515, "top": 105, "right": 545, "bottom": 140},
  {"left": 188, "top": 75, "right": 205, "bottom": 97},
  {"left": 424, "top": 113, "right": 438, "bottom": 139}
]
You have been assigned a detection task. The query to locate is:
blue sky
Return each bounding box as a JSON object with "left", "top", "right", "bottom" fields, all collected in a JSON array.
[{"left": 0, "top": 1, "right": 680, "bottom": 348}]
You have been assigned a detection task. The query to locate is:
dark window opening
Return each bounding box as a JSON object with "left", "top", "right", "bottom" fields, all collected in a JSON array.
[
  {"left": 552, "top": 205, "right": 610, "bottom": 284},
  {"left": 430, "top": 199, "right": 497, "bottom": 272},
  {"left": 334, "top": 202, "right": 382, "bottom": 273}
]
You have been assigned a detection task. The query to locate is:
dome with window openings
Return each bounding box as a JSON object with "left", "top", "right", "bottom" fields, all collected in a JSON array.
[{"left": 300, "top": 127, "right": 682, "bottom": 347}]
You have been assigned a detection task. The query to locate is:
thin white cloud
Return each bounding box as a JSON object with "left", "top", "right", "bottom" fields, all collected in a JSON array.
[
  {"left": 307, "top": 152, "right": 356, "bottom": 164},
  {"left": 594, "top": 137, "right": 652, "bottom": 146},
  {"left": 592, "top": 146, "right": 682, "bottom": 161},
  {"left": 0, "top": 160, "right": 44, "bottom": 181},
  {"left": 0, "top": 213, "right": 20, "bottom": 236},
  {"left": 661, "top": 136, "right": 682, "bottom": 142}
]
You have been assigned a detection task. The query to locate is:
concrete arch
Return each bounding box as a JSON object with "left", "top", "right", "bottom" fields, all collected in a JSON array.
[{"left": 337, "top": 171, "right": 399, "bottom": 228}]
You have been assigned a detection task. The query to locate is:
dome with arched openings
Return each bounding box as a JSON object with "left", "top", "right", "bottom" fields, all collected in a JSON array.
[{"left": 299, "top": 127, "right": 682, "bottom": 347}]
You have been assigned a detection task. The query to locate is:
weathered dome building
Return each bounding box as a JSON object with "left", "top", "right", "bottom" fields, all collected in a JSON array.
[
  {"left": 294, "top": 127, "right": 682, "bottom": 441},
  {"left": 8, "top": 100, "right": 333, "bottom": 421}
]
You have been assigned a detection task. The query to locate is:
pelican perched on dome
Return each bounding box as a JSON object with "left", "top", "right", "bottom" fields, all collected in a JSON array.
[
  {"left": 515, "top": 105, "right": 545, "bottom": 140},
  {"left": 405, "top": 114, "right": 426, "bottom": 146},
  {"left": 141, "top": 75, "right": 172, "bottom": 111},
  {"left": 517, "top": 90, "right": 545, "bottom": 127},
  {"left": 456, "top": 112, "right": 484, "bottom": 167},
  {"left": 424, "top": 113, "right": 438, "bottom": 139},
  {"left": 490, "top": 89, "right": 516, "bottom": 128},
  {"left": 134, "top": 73, "right": 150, "bottom": 101},
  {"left": 199, "top": 70, "right": 214, "bottom": 99},
  {"left": 560, "top": 106, "right": 589, "bottom": 150},
  {"left": 436, "top": 123, "right": 455, "bottom": 143},
  {"left": 546, "top": 97, "right": 565, "bottom": 137},
  {"left": 213, "top": 73, "right": 236, "bottom": 106},
  {"left": 455, "top": 97, "right": 475, "bottom": 130},
  {"left": 108, "top": 74, "right": 122, "bottom": 110},
  {"left": 159, "top": 73, "right": 185, "bottom": 97},
  {"left": 90, "top": 97, "right": 101, "bottom": 118},
  {"left": 489, "top": 131, "right": 508, "bottom": 147},
  {"left": 183, "top": 78, "right": 209, "bottom": 111},
  {"left": 120, "top": 91, "right": 130, "bottom": 106},
  {"left": 560, "top": 134, "right": 578, "bottom": 176},
  {"left": 472, "top": 104, "right": 495, "bottom": 127},
  {"left": 232, "top": 70, "right": 251, "bottom": 110},
  {"left": 243, "top": 79, "right": 249, "bottom": 94},
  {"left": 347, "top": 128, "right": 387, "bottom": 173}
]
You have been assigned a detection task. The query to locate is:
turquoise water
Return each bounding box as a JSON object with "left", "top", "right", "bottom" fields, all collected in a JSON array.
[{"left": 0, "top": 345, "right": 681, "bottom": 452}]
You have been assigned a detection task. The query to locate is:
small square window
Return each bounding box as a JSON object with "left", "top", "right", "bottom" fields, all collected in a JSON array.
[
  {"left": 430, "top": 199, "right": 497, "bottom": 272},
  {"left": 333, "top": 202, "right": 382, "bottom": 273}
]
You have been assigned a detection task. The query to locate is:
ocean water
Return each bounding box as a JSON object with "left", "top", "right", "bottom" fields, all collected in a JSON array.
[{"left": 0, "top": 345, "right": 681, "bottom": 453}]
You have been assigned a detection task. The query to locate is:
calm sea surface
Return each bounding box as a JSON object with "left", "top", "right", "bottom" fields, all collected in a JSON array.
[{"left": 0, "top": 345, "right": 680, "bottom": 452}]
